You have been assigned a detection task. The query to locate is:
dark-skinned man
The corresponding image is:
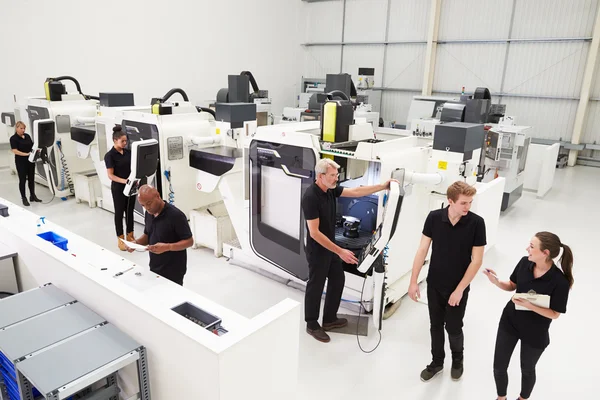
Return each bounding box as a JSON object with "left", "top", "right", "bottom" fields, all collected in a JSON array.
[{"left": 126, "top": 184, "right": 193, "bottom": 286}]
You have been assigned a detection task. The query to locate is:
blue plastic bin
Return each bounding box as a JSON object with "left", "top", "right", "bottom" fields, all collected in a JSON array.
[{"left": 37, "top": 231, "right": 68, "bottom": 251}]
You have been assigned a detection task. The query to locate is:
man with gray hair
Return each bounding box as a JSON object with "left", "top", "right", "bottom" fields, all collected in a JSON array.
[{"left": 302, "top": 158, "right": 398, "bottom": 343}]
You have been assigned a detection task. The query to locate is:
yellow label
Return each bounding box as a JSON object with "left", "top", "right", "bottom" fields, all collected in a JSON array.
[
  {"left": 323, "top": 154, "right": 334, "bottom": 160},
  {"left": 438, "top": 161, "right": 448, "bottom": 170},
  {"left": 44, "top": 81, "right": 51, "bottom": 101},
  {"left": 322, "top": 102, "right": 337, "bottom": 143},
  {"left": 216, "top": 128, "right": 221, "bottom": 135}
]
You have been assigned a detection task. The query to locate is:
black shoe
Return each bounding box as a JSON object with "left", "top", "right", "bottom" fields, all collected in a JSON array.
[
  {"left": 420, "top": 363, "right": 443, "bottom": 382},
  {"left": 22, "top": 198, "right": 30, "bottom": 207},
  {"left": 30, "top": 195, "right": 42, "bottom": 202},
  {"left": 322, "top": 318, "right": 348, "bottom": 331},
  {"left": 306, "top": 326, "right": 330, "bottom": 343},
  {"left": 451, "top": 360, "right": 464, "bottom": 381}
]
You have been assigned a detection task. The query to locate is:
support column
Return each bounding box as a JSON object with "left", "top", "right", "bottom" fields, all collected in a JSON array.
[
  {"left": 422, "top": 0, "right": 442, "bottom": 95},
  {"left": 568, "top": 5, "right": 600, "bottom": 166}
]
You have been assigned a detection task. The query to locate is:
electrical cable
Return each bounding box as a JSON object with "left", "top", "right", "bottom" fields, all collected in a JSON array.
[
  {"left": 356, "top": 273, "right": 382, "bottom": 354},
  {"left": 39, "top": 165, "right": 56, "bottom": 205}
]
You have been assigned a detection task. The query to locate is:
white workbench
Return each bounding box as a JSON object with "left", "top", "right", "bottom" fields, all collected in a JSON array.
[{"left": 0, "top": 197, "right": 300, "bottom": 400}]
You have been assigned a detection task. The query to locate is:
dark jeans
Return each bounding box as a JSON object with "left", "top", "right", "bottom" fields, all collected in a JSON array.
[
  {"left": 493, "top": 327, "right": 545, "bottom": 399},
  {"left": 304, "top": 256, "right": 345, "bottom": 330},
  {"left": 427, "top": 285, "right": 469, "bottom": 366},
  {"left": 16, "top": 159, "right": 36, "bottom": 199},
  {"left": 111, "top": 184, "right": 135, "bottom": 237}
]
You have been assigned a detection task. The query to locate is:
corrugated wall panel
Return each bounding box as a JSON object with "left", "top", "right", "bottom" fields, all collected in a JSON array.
[
  {"left": 512, "top": 0, "right": 599, "bottom": 39},
  {"left": 592, "top": 55, "right": 600, "bottom": 98},
  {"left": 381, "top": 90, "right": 421, "bottom": 126},
  {"left": 304, "top": 0, "right": 344, "bottom": 43},
  {"left": 501, "top": 98, "right": 579, "bottom": 141},
  {"left": 342, "top": 45, "right": 385, "bottom": 85},
  {"left": 503, "top": 42, "right": 589, "bottom": 97},
  {"left": 387, "top": 0, "right": 431, "bottom": 41},
  {"left": 344, "top": 0, "right": 388, "bottom": 42},
  {"left": 433, "top": 43, "right": 508, "bottom": 92},
  {"left": 582, "top": 101, "right": 600, "bottom": 144},
  {"left": 303, "top": 46, "right": 342, "bottom": 78},
  {"left": 438, "top": 0, "right": 513, "bottom": 40},
  {"left": 384, "top": 44, "right": 426, "bottom": 89}
]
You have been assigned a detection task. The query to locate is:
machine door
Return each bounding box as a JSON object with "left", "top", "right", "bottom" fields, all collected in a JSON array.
[
  {"left": 26, "top": 106, "right": 59, "bottom": 187},
  {"left": 249, "top": 140, "right": 317, "bottom": 281},
  {"left": 121, "top": 120, "right": 162, "bottom": 217}
]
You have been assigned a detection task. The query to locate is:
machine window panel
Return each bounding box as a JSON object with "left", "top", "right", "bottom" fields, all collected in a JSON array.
[{"left": 260, "top": 165, "right": 301, "bottom": 240}]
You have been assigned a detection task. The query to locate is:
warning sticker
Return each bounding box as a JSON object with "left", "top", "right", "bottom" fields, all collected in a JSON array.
[{"left": 438, "top": 161, "right": 448, "bottom": 170}]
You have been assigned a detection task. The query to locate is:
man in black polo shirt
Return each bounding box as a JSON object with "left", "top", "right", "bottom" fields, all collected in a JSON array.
[
  {"left": 127, "top": 185, "right": 193, "bottom": 285},
  {"left": 408, "top": 181, "right": 486, "bottom": 382},
  {"left": 302, "top": 158, "right": 397, "bottom": 343}
]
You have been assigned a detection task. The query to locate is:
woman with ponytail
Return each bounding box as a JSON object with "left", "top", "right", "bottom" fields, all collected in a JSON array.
[
  {"left": 104, "top": 125, "right": 136, "bottom": 251},
  {"left": 483, "top": 232, "right": 573, "bottom": 400}
]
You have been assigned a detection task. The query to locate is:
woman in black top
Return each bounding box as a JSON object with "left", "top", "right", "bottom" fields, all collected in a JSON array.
[
  {"left": 9, "top": 121, "right": 41, "bottom": 206},
  {"left": 104, "top": 125, "right": 136, "bottom": 251},
  {"left": 484, "top": 231, "right": 573, "bottom": 400}
]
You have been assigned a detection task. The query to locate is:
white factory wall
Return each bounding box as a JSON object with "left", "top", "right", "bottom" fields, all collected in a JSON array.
[
  {"left": 0, "top": 0, "right": 304, "bottom": 121},
  {"left": 301, "top": 0, "right": 600, "bottom": 145},
  {"left": 434, "top": 0, "right": 597, "bottom": 143},
  {"left": 583, "top": 46, "right": 600, "bottom": 146},
  {"left": 301, "top": 0, "right": 431, "bottom": 126}
]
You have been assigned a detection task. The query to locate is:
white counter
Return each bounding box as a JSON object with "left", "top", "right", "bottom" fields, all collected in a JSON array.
[{"left": 0, "top": 197, "right": 300, "bottom": 400}]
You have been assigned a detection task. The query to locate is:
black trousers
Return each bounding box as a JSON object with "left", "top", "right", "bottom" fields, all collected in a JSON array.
[
  {"left": 304, "top": 256, "right": 345, "bottom": 329},
  {"left": 427, "top": 285, "right": 469, "bottom": 366},
  {"left": 111, "top": 184, "right": 135, "bottom": 237},
  {"left": 15, "top": 159, "right": 36, "bottom": 199},
  {"left": 493, "top": 327, "right": 545, "bottom": 399}
]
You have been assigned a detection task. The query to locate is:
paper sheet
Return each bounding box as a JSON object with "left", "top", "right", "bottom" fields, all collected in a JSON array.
[
  {"left": 119, "top": 238, "right": 148, "bottom": 251},
  {"left": 513, "top": 293, "right": 550, "bottom": 311}
]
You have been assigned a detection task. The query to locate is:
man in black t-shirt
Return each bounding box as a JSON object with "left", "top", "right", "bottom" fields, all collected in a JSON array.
[
  {"left": 127, "top": 185, "right": 193, "bottom": 285},
  {"left": 408, "top": 181, "right": 486, "bottom": 382},
  {"left": 301, "top": 158, "right": 397, "bottom": 343}
]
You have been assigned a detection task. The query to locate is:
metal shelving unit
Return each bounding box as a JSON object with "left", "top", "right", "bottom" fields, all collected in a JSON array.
[{"left": 0, "top": 284, "right": 150, "bottom": 400}]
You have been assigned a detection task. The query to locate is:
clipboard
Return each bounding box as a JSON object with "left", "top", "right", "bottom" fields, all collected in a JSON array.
[{"left": 513, "top": 292, "right": 550, "bottom": 311}]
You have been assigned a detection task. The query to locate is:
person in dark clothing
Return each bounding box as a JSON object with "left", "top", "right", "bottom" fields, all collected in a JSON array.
[
  {"left": 127, "top": 185, "right": 193, "bottom": 286},
  {"left": 408, "top": 181, "right": 486, "bottom": 382},
  {"left": 9, "top": 121, "right": 41, "bottom": 206},
  {"left": 104, "top": 125, "right": 136, "bottom": 251},
  {"left": 484, "top": 232, "right": 573, "bottom": 400},
  {"left": 301, "top": 158, "right": 397, "bottom": 343}
]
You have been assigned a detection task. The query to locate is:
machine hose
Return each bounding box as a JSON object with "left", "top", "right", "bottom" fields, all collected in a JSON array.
[
  {"left": 56, "top": 141, "right": 74, "bottom": 194},
  {"left": 49, "top": 76, "right": 98, "bottom": 100},
  {"left": 196, "top": 106, "right": 216, "bottom": 118},
  {"left": 240, "top": 71, "right": 260, "bottom": 94},
  {"left": 327, "top": 90, "right": 350, "bottom": 101},
  {"left": 161, "top": 88, "right": 190, "bottom": 102}
]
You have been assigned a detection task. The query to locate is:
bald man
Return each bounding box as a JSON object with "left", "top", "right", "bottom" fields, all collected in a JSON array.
[{"left": 127, "top": 185, "right": 193, "bottom": 285}]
